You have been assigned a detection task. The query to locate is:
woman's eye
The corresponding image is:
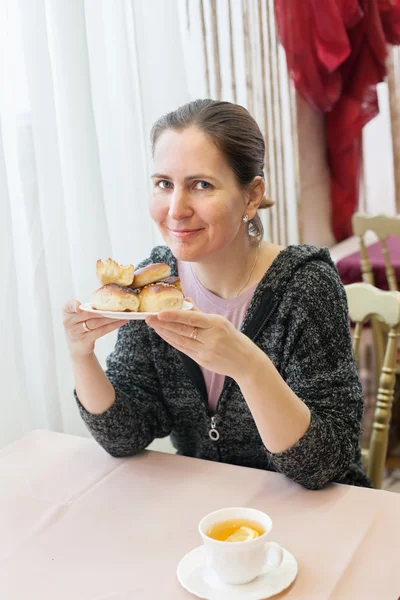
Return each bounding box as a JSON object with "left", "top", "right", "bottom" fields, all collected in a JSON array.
[
  {"left": 158, "top": 180, "right": 173, "bottom": 190},
  {"left": 194, "top": 180, "right": 212, "bottom": 190}
]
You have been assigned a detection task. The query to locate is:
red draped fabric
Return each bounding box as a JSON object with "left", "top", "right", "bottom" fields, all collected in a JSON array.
[{"left": 275, "top": 0, "right": 400, "bottom": 242}]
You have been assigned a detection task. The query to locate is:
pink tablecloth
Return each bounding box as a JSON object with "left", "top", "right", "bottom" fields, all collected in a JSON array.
[
  {"left": 336, "top": 235, "right": 400, "bottom": 289},
  {"left": 1, "top": 430, "right": 400, "bottom": 599}
]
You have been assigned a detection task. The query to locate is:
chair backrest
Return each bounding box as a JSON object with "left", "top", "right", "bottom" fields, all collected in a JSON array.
[
  {"left": 352, "top": 212, "right": 400, "bottom": 291},
  {"left": 345, "top": 282, "right": 400, "bottom": 488}
]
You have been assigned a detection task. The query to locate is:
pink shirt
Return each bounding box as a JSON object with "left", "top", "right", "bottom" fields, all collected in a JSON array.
[{"left": 177, "top": 260, "right": 258, "bottom": 413}]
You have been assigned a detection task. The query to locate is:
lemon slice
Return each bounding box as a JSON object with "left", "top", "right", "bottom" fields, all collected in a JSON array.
[{"left": 225, "top": 526, "right": 260, "bottom": 543}]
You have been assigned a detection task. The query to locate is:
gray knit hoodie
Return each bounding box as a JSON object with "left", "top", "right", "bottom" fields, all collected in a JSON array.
[{"left": 76, "top": 244, "right": 371, "bottom": 490}]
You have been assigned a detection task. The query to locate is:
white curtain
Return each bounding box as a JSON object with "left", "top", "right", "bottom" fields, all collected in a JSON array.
[{"left": 0, "top": 0, "right": 190, "bottom": 447}]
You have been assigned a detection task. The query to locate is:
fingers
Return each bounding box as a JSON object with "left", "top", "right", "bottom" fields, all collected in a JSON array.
[
  {"left": 63, "top": 299, "right": 87, "bottom": 329},
  {"left": 70, "top": 317, "right": 127, "bottom": 338},
  {"left": 156, "top": 308, "right": 211, "bottom": 328},
  {"left": 63, "top": 297, "right": 128, "bottom": 340},
  {"left": 76, "top": 316, "right": 124, "bottom": 330},
  {"left": 92, "top": 319, "right": 129, "bottom": 338},
  {"left": 63, "top": 299, "right": 82, "bottom": 315},
  {"left": 185, "top": 297, "right": 199, "bottom": 312},
  {"left": 151, "top": 326, "right": 199, "bottom": 358},
  {"left": 63, "top": 300, "right": 115, "bottom": 329},
  {"left": 148, "top": 323, "right": 201, "bottom": 349},
  {"left": 146, "top": 318, "right": 196, "bottom": 340}
]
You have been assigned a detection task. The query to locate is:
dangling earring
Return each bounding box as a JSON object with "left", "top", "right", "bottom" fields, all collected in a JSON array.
[{"left": 243, "top": 215, "right": 249, "bottom": 223}]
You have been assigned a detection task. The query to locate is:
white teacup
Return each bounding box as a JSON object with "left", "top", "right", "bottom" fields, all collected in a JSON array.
[{"left": 199, "top": 507, "right": 283, "bottom": 586}]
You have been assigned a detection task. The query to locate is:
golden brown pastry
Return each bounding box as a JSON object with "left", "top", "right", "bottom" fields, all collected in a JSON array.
[
  {"left": 91, "top": 284, "right": 140, "bottom": 312},
  {"left": 132, "top": 263, "right": 171, "bottom": 289},
  {"left": 159, "top": 276, "right": 182, "bottom": 292},
  {"left": 138, "top": 283, "right": 184, "bottom": 313},
  {"left": 96, "top": 258, "right": 135, "bottom": 287}
]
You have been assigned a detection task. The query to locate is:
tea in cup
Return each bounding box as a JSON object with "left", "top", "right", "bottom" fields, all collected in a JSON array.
[{"left": 199, "top": 507, "right": 283, "bottom": 585}]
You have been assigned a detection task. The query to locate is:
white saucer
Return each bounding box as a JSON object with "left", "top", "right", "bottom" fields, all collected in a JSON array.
[
  {"left": 177, "top": 545, "right": 297, "bottom": 600},
  {"left": 79, "top": 300, "right": 193, "bottom": 320}
]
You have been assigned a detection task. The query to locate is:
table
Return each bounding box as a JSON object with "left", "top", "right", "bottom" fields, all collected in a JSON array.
[
  {"left": 1, "top": 431, "right": 400, "bottom": 599},
  {"left": 336, "top": 234, "right": 400, "bottom": 289}
]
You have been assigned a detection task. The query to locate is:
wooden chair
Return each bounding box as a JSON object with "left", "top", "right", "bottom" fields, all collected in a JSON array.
[
  {"left": 352, "top": 213, "right": 400, "bottom": 462},
  {"left": 352, "top": 212, "right": 400, "bottom": 377},
  {"left": 345, "top": 282, "right": 400, "bottom": 488},
  {"left": 352, "top": 212, "right": 400, "bottom": 292}
]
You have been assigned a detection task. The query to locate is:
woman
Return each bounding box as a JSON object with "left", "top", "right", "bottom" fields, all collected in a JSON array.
[{"left": 63, "top": 99, "right": 370, "bottom": 490}]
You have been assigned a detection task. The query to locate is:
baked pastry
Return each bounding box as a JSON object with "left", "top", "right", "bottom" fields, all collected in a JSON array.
[
  {"left": 159, "top": 276, "right": 182, "bottom": 292},
  {"left": 96, "top": 258, "right": 135, "bottom": 287},
  {"left": 91, "top": 259, "right": 184, "bottom": 313},
  {"left": 138, "top": 283, "right": 184, "bottom": 312},
  {"left": 91, "top": 284, "right": 140, "bottom": 312},
  {"left": 132, "top": 263, "right": 171, "bottom": 289}
]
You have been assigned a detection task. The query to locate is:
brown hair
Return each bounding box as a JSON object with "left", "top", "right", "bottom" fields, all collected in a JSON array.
[{"left": 150, "top": 99, "right": 273, "bottom": 243}]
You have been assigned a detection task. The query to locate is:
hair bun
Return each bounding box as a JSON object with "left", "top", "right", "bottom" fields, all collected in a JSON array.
[{"left": 259, "top": 195, "right": 275, "bottom": 209}]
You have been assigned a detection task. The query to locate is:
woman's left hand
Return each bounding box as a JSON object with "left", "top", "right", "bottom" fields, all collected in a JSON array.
[{"left": 145, "top": 302, "right": 259, "bottom": 380}]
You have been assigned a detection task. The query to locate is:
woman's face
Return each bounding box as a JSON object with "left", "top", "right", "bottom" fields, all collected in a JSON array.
[{"left": 150, "top": 127, "right": 249, "bottom": 262}]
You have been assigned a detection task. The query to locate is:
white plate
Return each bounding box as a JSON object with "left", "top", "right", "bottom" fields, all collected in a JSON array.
[
  {"left": 177, "top": 545, "right": 298, "bottom": 600},
  {"left": 79, "top": 300, "right": 193, "bottom": 320}
]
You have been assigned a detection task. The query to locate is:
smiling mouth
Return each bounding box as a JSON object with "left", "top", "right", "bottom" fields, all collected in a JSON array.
[{"left": 168, "top": 228, "right": 203, "bottom": 237}]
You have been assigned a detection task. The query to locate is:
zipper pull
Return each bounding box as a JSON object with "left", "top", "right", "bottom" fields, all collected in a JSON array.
[{"left": 209, "top": 416, "right": 220, "bottom": 441}]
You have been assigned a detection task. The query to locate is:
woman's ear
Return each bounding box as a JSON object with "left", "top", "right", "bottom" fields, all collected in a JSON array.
[{"left": 246, "top": 176, "right": 265, "bottom": 218}]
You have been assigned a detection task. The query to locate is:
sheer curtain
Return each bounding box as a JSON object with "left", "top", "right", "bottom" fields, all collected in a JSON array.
[{"left": 0, "top": 0, "right": 190, "bottom": 447}]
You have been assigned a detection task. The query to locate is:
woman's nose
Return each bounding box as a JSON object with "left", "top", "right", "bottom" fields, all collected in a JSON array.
[{"left": 168, "top": 188, "right": 193, "bottom": 220}]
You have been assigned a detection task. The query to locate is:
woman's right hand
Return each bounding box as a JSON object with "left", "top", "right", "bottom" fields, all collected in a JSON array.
[{"left": 63, "top": 299, "right": 128, "bottom": 360}]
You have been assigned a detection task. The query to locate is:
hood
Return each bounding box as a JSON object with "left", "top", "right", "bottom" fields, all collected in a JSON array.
[{"left": 259, "top": 244, "right": 335, "bottom": 299}]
